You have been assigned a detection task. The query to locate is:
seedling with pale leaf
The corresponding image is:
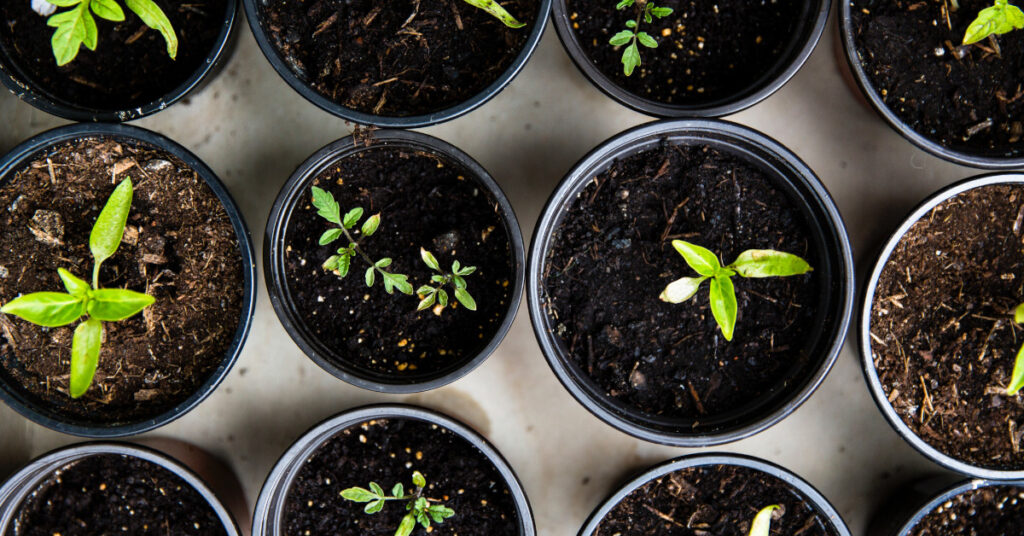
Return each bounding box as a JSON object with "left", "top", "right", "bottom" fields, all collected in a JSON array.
[
  {"left": 1005, "top": 302, "right": 1024, "bottom": 395},
  {"left": 748, "top": 504, "right": 781, "bottom": 536},
  {"left": 341, "top": 470, "right": 456, "bottom": 536},
  {"left": 463, "top": 0, "right": 526, "bottom": 28},
  {"left": 40, "top": 0, "right": 178, "bottom": 66},
  {"left": 608, "top": 0, "right": 673, "bottom": 76},
  {"left": 416, "top": 248, "right": 477, "bottom": 312},
  {"left": 963, "top": 0, "right": 1024, "bottom": 45}
]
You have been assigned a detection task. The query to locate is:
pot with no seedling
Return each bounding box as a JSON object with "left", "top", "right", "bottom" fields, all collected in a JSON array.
[
  {"left": 242, "top": 0, "right": 549, "bottom": 127},
  {"left": 0, "top": 0, "right": 237, "bottom": 122},
  {"left": 867, "top": 476, "right": 1024, "bottom": 535},
  {"left": 252, "top": 404, "right": 535, "bottom": 536},
  {"left": 861, "top": 174, "right": 1024, "bottom": 479},
  {"left": 0, "top": 123, "right": 255, "bottom": 437},
  {"left": 551, "top": 0, "right": 829, "bottom": 117},
  {"left": 840, "top": 0, "right": 1024, "bottom": 168},
  {"left": 528, "top": 119, "right": 854, "bottom": 446},
  {"left": 265, "top": 130, "right": 524, "bottom": 393}
]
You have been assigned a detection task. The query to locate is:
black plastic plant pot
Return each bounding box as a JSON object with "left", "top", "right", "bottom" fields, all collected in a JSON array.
[
  {"left": 252, "top": 404, "right": 535, "bottom": 536},
  {"left": 551, "top": 0, "right": 829, "bottom": 117},
  {"left": 0, "top": 123, "right": 256, "bottom": 437},
  {"left": 866, "top": 476, "right": 1024, "bottom": 535},
  {"left": 528, "top": 118, "right": 854, "bottom": 446},
  {"left": 0, "top": 441, "right": 244, "bottom": 534},
  {"left": 241, "top": 0, "right": 549, "bottom": 128},
  {"left": 0, "top": 1, "right": 238, "bottom": 122},
  {"left": 578, "top": 453, "right": 851, "bottom": 535},
  {"left": 860, "top": 174, "right": 1024, "bottom": 480},
  {"left": 265, "top": 130, "right": 524, "bottom": 393}
]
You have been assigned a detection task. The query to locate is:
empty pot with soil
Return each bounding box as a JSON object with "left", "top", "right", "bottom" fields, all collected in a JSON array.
[
  {"left": 528, "top": 119, "right": 854, "bottom": 446},
  {"left": 265, "top": 130, "right": 523, "bottom": 392},
  {"left": 0, "top": 0, "right": 237, "bottom": 122},
  {"left": 252, "top": 404, "right": 535, "bottom": 536},
  {"left": 552, "top": 0, "right": 830, "bottom": 117},
  {"left": 867, "top": 475, "right": 1024, "bottom": 535},
  {"left": 0, "top": 123, "right": 256, "bottom": 437},
  {"left": 861, "top": 174, "right": 1024, "bottom": 479},
  {"left": 242, "top": 0, "right": 549, "bottom": 127}
]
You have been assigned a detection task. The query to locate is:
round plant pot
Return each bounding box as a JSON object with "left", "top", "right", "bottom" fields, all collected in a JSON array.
[
  {"left": 578, "top": 453, "right": 851, "bottom": 536},
  {"left": 242, "top": 0, "right": 549, "bottom": 128},
  {"left": 866, "top": 476, "right": 1024, "bottom": 535},
  {"left": 265, "top": 130, "right": 524, "bottom": 393},
  {"left": 838, "top": 1, "right": 1024, "bottom": 168},
  {"left": 0, "top": 123, "right": 256, "bottom": 437},
  {"left": 0, "top": 1, "right": 238, "bottom": 122},
  {"left": 860, "top": 174, "right": 1024, "bottom": 480},
  {"left": 0, "top": 441, "right": 245, "bottom": 535},
  {"left": 528, "top": 118, "right": 854, "bottom": 446},
  {"left": 551, "top": 0, "right": 829, "bottom": 117},
  {"left": 252, "top": 404, "right": 535, "bottom": 536}
]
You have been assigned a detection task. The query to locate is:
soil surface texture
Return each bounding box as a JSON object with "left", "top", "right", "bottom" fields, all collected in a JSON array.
[
  {"left": 283, "top": 417, "right": 519, "bottom": 536},
  {"left": 0, "top": 137, "right": 244, "bottom": 425},
  {"left": 544, "top": 141, "right": 821, "bottom": 425},
  {"left": 851, "top": 0, "right": 1024, "bottom": 158},
  {"left": 0, "top": 1, "right": 227, "bottom": 113},
  {"left": 912, "top": 485, "right": 1024, "bottom": 535},
  {"left": 871, "top": 184, "right": 1024, "bottom": 470},
  {"left": 8, "top": 453, "right": 226, "bottom": 536},
  {"left": 262, "top": 0, "right": 538, "bottom": 117}
]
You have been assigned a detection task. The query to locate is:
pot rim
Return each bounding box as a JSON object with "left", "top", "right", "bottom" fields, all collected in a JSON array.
[{"left": 894, "top": 478, "right": 1024, "bottom": 534}]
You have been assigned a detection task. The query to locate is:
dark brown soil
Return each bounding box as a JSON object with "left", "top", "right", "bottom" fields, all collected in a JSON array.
[
  {"left": 0, "top": 137, "right": 244, "bottom": 425},
  {"left": 870, "top": 184, "right": 1024, "bottom": 470},
  {"left": 567, "top": 0, "right": 808, "bottom": 105},
  {"left": 543, "top": 142, "right": 820, "bottom": 423},
  {"left": 0, "top": 1, "right": 227, "bottom": 112},
  {"left": 595, "top": 464, "right": 837, "bottom": 535},
  {"left": 7, "top": 453, "right": 227, "bottom": 536},
  {"left": 284, "top": 146, "right": 513, "bottom": 381},
  {"left": 261, "top": 0, "right": 538, "bottom": 117},
  {"left": 850, "top": 0, "right": 1024, "bottom": 158},
  {"left": 283, "top": 417, "right": 519, "bottom": 536},
  {"left": 912, "top": 485, "right": 1024, "bottom": 535}
]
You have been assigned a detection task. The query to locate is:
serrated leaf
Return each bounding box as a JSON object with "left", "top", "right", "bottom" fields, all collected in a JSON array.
[
  {"left": 454, "top": 288, "right": 476, "bottom": 311},
  {"left": 48, "top": 3, "right": 89, "bottom": 66},
  {"left": 90, "top": 178, "right": 132, "bottom": 267},
  {"left": 731, "top": 250, "right": 812, "bottom": 278},
  {"left": 382, "top": 273, "right": 413, "bottom": 295},
  {"left": 341, "top": 487, "right": 377, "bottom": 502},
  {"left": 417, "top": 510, "right": 430, "bottom": 529},
  {"left": 343, "top": 207, "right": 364, "bottom": 229},
  {"left": 365, "top": 267, "right": 375, "bottom": 287},
  {"left": 87, "top": 288, "right": 154, "bottom": 321},
  {"left": 709, "top": 275, "right": 737, "bottom": 341},
  {"left": 69, "top": 317, "right": 102, "bottom": 398},
  {"left": 1, "top": 292, "right": 85, "bottom": 327},
  {"left": 91, "top": 0, "right": 126, "bottom": 21},
  {"left": 311, "top": 186, "right": 341, "bottom": 225},
  {"left": 361, "top": 214, "right": 381, "bottom": 236},
  {"left": 58, "top": 268, "right": 90, "bottom": 297},
  {"left": 461, "top": 0, "right": 526, "bottom": 28},
  {"left": 395, "top": 513, "right": 416, "bottom": 536},
  {"left": 748, "top": 504, "right": 780, "bottom": 536},
  {"left": 659, "top": 276, "right": 707, "bottom": 303},
  {"left": 412, "top": 471, "right": 426, "bottom": 488},
  {"left": 124, "top": 0, "right": 178, "bottom": 58},
  {"left": 636, "top": 31, "right": 657, "bottom": 48},
  {"left": 622, "top": 42, "right": 640, "bottom": 76},
  {"left": 365, "top": 499, "right": 385, "bottom": 514},
  {"left": 964, "top": 0, "right": 1024, "bottom": 44},
  {"left": 319, "top": 228, "right": 343, "bottom": 245},
  {"left": 671, "top": 240, "right": 721, "bottom": 276},
  {"left": 420, "top": 248, "right": 440, "bottom": 271}
]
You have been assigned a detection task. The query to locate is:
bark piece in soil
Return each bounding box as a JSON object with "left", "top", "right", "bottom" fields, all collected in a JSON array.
[
  {"left": 7, "top": 453, "right": 227, "bottom": 536},
  {"left": 870, "top": 184, "right": 1024, "bottom": 470},
  {"left": 911, "top": 485, "right": 1024, "bottom": 535},
  {"left": 0, "top": 137, "right": 244, "bottom": 425},
  {"left": 283, "top": 417, "right": 519, "bottom": 536},
  {"left": 283, "top": 146, "right": 513, "bottom": 381}
]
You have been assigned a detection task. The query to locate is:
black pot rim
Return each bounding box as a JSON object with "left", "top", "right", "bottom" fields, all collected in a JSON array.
[
  {"left": 241, "top": 0, "right": 550, "bottom": 128},
  {"left": 838, "top": 4, "right": 1024, "bottom": 169},
  {"left": 264, "top": 129, "right": 525, "bottom": 393},
  {"left": 0, "top": 441, "right": 241, "bottom": 534},
  {"left": 577, "top": 452, "right": 851, "bottom": 536},
  {"left": 859, "top": 173, "right": 1024, "bottom": 480},
  {"left": 0, "top": 1, "right": 237, "bottom": 122},
  {"left": 890, "top": 477, "right": 1024, "bottom": 534},
  {"left": 551, "top": 0, "right": 831, "bottom": 118},
  {"left": 527, "top": 118, "right": 855, "bottom": 446},
  {"left": 251, "top": 403, "right": 536, "bottom": 536},
  {"left": 0, "top": 123, "right": 257, "bottom": 438}
]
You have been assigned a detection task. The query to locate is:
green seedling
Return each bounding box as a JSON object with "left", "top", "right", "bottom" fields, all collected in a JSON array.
[
  {"left": 963, "top": 0, "right": 1024, "bottom": 45},
  {"left": 659, "top": 240, "right": 812, "bottom": 341},
  {"left": 748, "top": 505, "right": 781, "bottom": 536},
  {"left": 608, "top": 0, "right": 673, "bottom": 76},
  {"left": 0, "top": 178, "right": 155, "bottom": 398},
  {"left": 1007, "top": 302, "right": 1024, "bottom": 395},
  {"left": 416, "top": 249, "right": 477, "bottom": 312},
  {"left": 463, "top": 0, "right": 526, "bottom": 28},
  {"left": 42, "top": 0, "right": 178, "bottom": 66},
  {"left": 341, "top": 471, "right": 456, "bottom": 536}
]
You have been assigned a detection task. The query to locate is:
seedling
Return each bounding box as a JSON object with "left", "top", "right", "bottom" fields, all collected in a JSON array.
[
  {"left": 608, "top": 0, "right": 673, "bottom": 76},
  {"left": 0, "top": 178, "right": 155, "bottom": 398},
  {"left": 963, "top": 0, "right": 1024, "bottom": 45},
  {"left": 1006, "top": 302, "right": 1024, "bottom": 395},
  {"left": 416, "top": 249, "right": 477, "bottom": 312},
  {"left": 464, "top": 0, "right": 526, "bottom": 28},
  {"left": 40, "top": 0, "right": 178, "bottom": 66},
  {"left": 341, "top": 470, "right": 456, "bottom": 536},
  {"left": 659, "top": 240, "right": 812, "bottom": 341},
  {"left": 748, "top": 505, "right": 781, "bottom": 536}
]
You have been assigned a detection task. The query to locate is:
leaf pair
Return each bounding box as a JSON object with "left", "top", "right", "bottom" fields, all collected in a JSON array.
[
  {"left": 608, "top": 0, "right": 673, "bottom": 76},
  {"left": 462, "top": 0, "right": 525, "bottom": 28},
  {"left": 340, "top": 471, "right": 455, "bottom": 536},
  {"left": 46, "top": 0, "right": 178, "bottom": 66},
  {"left": 659, "top": 240, "right": 812, "bottom": 341},
  {"left": 416, "top": 249, "right": 477, "bottom": 312},
  {"left": 963, "top": 0, "right": 1024, "bottom": 45}
]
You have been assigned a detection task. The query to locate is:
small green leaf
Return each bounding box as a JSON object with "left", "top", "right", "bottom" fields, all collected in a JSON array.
[
  {"left": 412, "top": 471, "right": 426, "bottom": 488},
  {"left": 369, "top": 482, "right": 385, "bottom": 497},
  {"left": 1, "top": 292, "right": 85, "bottom": 327},
  {"left": 417, "top": 510, "right": 430, "bottom": 529},
  {"left": 452, "top": 275, "right": 467, "bottom": 289},
  {"left": 366, "top": 267, "right": 375, "bottom": 287},
  {"left": 609, "top": 30, "right": 634, "bottom": 46},
  {"left": 615, "top": 0, "right": 633, "bottom": 8},
  {"left": 651, "top": 6, "right": 673, "bottom": 17},
  {"left": 748, "top": 505, "right": 780, "bottom": 536},
  {"left": 322, "top": 255, "right": 340, "bottom": 271},
  {"left": 431, "top": 274, "right": 446, "bottom": 284},
  {"left": 622, "top": 42, "right": 641, "bottom": 75},
  {"left": 343, "top": 207, "right": 364, "bottom": 229},
  {"left": 337, "top": 253, "right": 351, "bottom": 277},
  {"left": 963, "top": 0, "right": 1024, "bottom": 44},
  {"left": 361, "top": 214, "right": 381, "bottom": 236},
  {"left": 417, "top": 293, "right": 436, "bottom": 311},
  {"left": 365, "top": 499, "right": 385, "bottom": 514},
  {"left": 625, "top": 19, "right": 637, "bottom": 28},
  {"left": 452, "top": 260, "right": 461, "bottom": 273},
  {"left": 427, "top": 505, "right": 455, "bottom": 523},
  {"left": 48, "top": 3, "right": 89, "bottom": 66},
  {"left": 671, "top": 240, "right": 721, "bottom": 276},
  {"left": 437, "top": 290, "right": 449, "bottom": 307},
  {"left": 636, "top": 31, "right": 657, "bottom": 48},
  {"left": 382, "top": 273, "right": 413, "bottom": 295},
  {"left": 461, "top": 0, "right": 526, "bottom": 28},
  {"left": 643, "top": 9, "right": 652, "bottom": 23},
  {"left": 659, "top": 276, "right": 707, "bottom": 303},
  {"left": 341, "top": 487, "right": 377, "bottom": 503},
  {"left": 413, "top": 497, "right": 428, "bottom": 512},
  {"left": 709, "top": 275, "right": 737, "bottom": 341},
  {"left": 58, "top": 268, "right": 90, "bottom": 297},
  {"left": 90, "top": 0, "right": 126, "bottom": 21},
  {"left": 416, "top": 285, "right": 435, "bottom": 295},
  {"left": 457, "top": 266, "right": 477, "bottom": 276},
  {"left": 395, "top": 513, "right": 416, "bottom": 536},
  {"left": 454, "top": 288, "right": 477, "bottom": 311},
  {"left": 319, "top": 228, "right": 343, "bottom": 245},
  {"left": 730, "top": 250, "right": 812, "bottom": 278},
  {"left": 1015, "top": 302, "right": 1024, "bottom": 324},
  {"left": 375, "top": 258, "right": 393, "bottom": 268},
  {"left": 81, "top": 8, "right": 97, "bottom": 51},
  {"left": 90, "top": 178, "right": 133, "bottom": 268},
  {"left": 69, "top": 317, "right": 102, "bottom": 398},
  {"left": 311, "top": 187, "right": 341, "bottom": 225},
  {"left": 124, "top": 0, "right": 178, "bottom": 58},
  {"left": 420, "top": 248, "right": 440, "bottom": 271},
  {"left": 87, "top": 288, "right": 155, "bottom": 321},
  {"left": 392, "top": 483, "right": 404, "bottom": 498}
]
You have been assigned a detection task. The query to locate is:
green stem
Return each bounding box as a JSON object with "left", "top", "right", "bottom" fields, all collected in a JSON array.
[
  {"left": 92, "top": 262, "right": 101, "bottom": 290},
  {"left": 338, "top": 225, "right": 397, "bottom": 278}
]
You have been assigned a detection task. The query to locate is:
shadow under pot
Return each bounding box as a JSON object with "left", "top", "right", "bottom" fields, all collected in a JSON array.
[
  {"left": 0, "top": 0, "right": 237, "bottom": 122},
  {"left": 861, "top": 174, "right": 1024, "bottom": 479},
  {"left": 0, "top": 123, "right": 256, "bottom": 437},
  {"left": 253, "top": 404, "right": 535, "bottom": 536},
  {"left": 551, "top": 0, "right": 829, "bottom": 117},
  {"left": 265, "top": 130, "right": 524, "bottom": 392},
  {"left": 0, "top": 441, "right": 244, "bottom": 535},
  {"left": 242, "top": 0, "right": 550, "bottom": 128},
  {"left": 579, "top": 453, "right": 850, "bottom": 536},
  {"left": 867, "top": 475, "right": 1024, "bottom": 535},
  {"left": 528, "top": 118, "right": 854, "bottom": 446},
  {"left": 839, "top": 1, "right": 1024, "bottom": 168}
]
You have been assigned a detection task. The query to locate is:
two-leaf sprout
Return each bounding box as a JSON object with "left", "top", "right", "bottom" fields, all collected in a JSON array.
[
  {"left": 608, "top": 0, "right": 673, "bottom": 76},
  {"left": 659, "top": 240, "right": 812, "bottom": 341},
  {"left": 0, "top": 178, "right": 155, "bottom": 398},
  {"left": 341, "top": 471, "right": 456, "bottom": 536},
  {"left": 39, "top": 0, "right": 178, "bottom": 66},
  {"left": 748, "top": 505, "right": 780, "bottom": 536},
  {"left": 963, "top": 0, "right": 1024, "bottom": 45}
]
